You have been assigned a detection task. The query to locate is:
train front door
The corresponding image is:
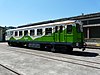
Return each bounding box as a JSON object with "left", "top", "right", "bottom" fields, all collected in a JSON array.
[{"left": 54, "top": 26, "right": 65, "bottom": 42}]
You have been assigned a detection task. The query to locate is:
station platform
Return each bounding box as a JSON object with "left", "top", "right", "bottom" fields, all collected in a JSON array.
[{"left": 86, "top": 42, "right": 100, "bottom": 49}]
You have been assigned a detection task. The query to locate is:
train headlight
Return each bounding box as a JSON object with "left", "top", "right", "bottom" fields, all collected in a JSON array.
[{"left": 76, "top": 43, "right": 79, "bottom": 46}]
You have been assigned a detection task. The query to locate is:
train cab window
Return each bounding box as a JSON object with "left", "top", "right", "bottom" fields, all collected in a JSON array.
[
  {"left": 19, "top": 31, "right": 22, "bottom": 36},
  {"left": 7, "top": 31, "right": 10, "bottom": 36},
  {"left": 10, "top": 31, "right": 13, "bottom": 35},
  {"left": 67, "top": 25, "right": 72, "bottom": 34},
  {"left": 37, "top": 29, "right": 42, "bottom": 35},
  {"left": 45, "top": 28, "right": 52, "bottom": 35},
  {"left": 30, "top": 30, "right": 35, "bottom": 36},
  {"left": 55, "top": 26, "right": 58, "bottom": 33},
  {"left": 76, "top": 24, "right": 81, "bottom": 33},
  {"left": 60, "top": 26, "right": 63, "bottom": 32},
  {"left": 15, "top": 31, "right": 18, "bottom": 36},
  {"left": 24, "top": 30, "right": 28, "bottom": 36}
]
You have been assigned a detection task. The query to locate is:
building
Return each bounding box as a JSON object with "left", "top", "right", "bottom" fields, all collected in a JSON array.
[
  {"left": 0, "top": 26, "right": 5, "bottom": 41},
  {"left": 0, "top": 26, "right": 16, "bottom": 42},
  {"left": 68, "top": 12, "right": 100, "bottom": 43}
]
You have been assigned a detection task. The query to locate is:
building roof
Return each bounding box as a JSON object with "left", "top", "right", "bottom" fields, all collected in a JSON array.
[
  {"left": 18, "top": 12, "right": 100, "bottom": 28},
  {"left": 0, "top": 26, "right": 5, "bottom": 29},
  {"left": 69, "top": 12, "right": 100, "bottom": 20}
]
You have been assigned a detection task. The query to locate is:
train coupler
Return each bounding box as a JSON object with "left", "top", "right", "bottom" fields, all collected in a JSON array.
[{"left": 82, "top": 42, "right": 87, "bottom": 51}]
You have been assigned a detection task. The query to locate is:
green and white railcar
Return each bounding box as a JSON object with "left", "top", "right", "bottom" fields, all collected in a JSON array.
[{"left": 6, "top": 20, "right": 86, "bottom": 51}]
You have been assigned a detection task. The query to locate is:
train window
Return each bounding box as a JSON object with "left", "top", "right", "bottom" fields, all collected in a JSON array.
[
  {"left": 76, "top": 24, "right": 81, "bottom": 33},
  {"left": 15, "top": 31, "right": 18, "bottom": 36},
  {"left": 10, "top": 31, "right": 13, "bottom": 35},
  {"left": 30, "top": 30, "right": 35, "bottom": 36},
  {"left": 60, "top": 26, "right": 63, "bottom": 32},
  {"left": 24, "top": 30, "right": 28, "bottom": 36},
  {"left": 37, "top": 29, "right": 42, "bottom": 35},
  {"left": 7, "top": 31, "right": 10, "bottom": 36},
  {"left": 19, "top": 31, "right": 22, "bottom": 36},
  {"left": 45, "top": 28, "right": 52, "bottom": 35},
  {"left": 55, "top": 26, "right": 58, "bottom": 33},
  {"left": 67, "top": 25, "right": 72, "bottom": 34}
]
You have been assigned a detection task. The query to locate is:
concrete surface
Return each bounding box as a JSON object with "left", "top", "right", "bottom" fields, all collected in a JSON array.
[
  {"left": 0, "top": 65, "right": 17, "bottom": 75},
  {"left": 86, "top": 42, "right": 100, "bottom": 48},
  {"left": 0, "top": 43, "right": 100, "bottom": 75}
]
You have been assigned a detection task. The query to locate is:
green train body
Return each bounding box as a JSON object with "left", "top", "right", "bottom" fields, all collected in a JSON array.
[{"left": 6, "top": 20, "right": 86, "bottom": 51}]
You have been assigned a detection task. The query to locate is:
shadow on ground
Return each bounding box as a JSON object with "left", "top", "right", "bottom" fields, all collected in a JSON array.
[
  {"left": 59, "top": 50, "right": 99, "bottom": 57},
  {"left": 38, "top": 48, "right": 99, "bottom": 57},
  {"left": 10, "top": 46, "right": 99, "bottom": 57},
  {"left": 27, "top": 47, "right": 99, "bottom": 57}
]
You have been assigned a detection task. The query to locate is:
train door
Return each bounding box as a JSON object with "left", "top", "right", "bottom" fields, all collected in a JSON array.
[
  {"left": 65, "top": 25, "right": 73, "bottom": 43},
  {"left": 54, "top": 25, "right": 65, "bottom": 42},
  {"left": 76, "top": 23, "right": 83, "bottom": 43}
]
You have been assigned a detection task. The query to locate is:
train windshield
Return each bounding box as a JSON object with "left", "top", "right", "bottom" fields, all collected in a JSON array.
[{"left": 76, "top": 23, "right": 83, "bottom": 32}]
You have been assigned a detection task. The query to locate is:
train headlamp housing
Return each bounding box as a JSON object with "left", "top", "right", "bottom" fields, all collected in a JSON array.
[{"left": 76, "top": 43, "right": 79, "bottom": 46}]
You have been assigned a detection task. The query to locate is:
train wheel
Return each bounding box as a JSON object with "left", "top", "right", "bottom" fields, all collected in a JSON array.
[
  {"left": 8, "top": 42, "right": 12, "bottom": 46},
  {"left": 51, "top": 45, "right": 58, "bottom": 53},
  {"left": 67, "top": 46, "right": 73, "bottom": 52},
  {"left": 51, "top": 48, "right": 56, "bottom": 52},
  {"left": 44, "top": 45, "right": 52, "bottom": 51}
]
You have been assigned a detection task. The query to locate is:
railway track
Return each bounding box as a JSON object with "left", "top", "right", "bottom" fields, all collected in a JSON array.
[
  {"left": 0, "top": 64, "right": 21, "bottom": 75},
  {"left": 6, "top": 46, "right": 100, "bottom": 70}
]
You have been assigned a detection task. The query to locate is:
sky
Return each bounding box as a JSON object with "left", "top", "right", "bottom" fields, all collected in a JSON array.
[{"left": 0, "top": 0, "right": 100, "bottom": 27}]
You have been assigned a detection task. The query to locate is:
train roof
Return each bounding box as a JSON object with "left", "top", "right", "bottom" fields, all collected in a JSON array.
[{"left": 6, "top": 20, "right": 81, "bottom": 32}]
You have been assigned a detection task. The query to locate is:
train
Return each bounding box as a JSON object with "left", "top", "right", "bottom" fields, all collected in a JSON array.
[{"left": 6, "top": 20, "right": 86, "bottom": 52}]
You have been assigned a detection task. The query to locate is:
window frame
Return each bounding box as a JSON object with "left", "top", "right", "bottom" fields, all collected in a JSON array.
[
  {"left": 30, "top": 29, "right": 35, "bottom": 36},
  {"left": 45, "top": 28, "right": 52, "bottom": 35},
  {"left": 7, "top": 31, "right": 10, "bottom": 37},
  {"left": 24, "top": 30, "right": 28, "bottom": 36},
  {"left": 15, "top": 31, "right": 18, "bottom": 36},
  {"left": 60, "top": 25, "right": 63, "bottom": 32},
  {"left": 76, "top": 24, "right": 82, "bottom": 33},
  {"left": 37, "top": 29, "right": 42, "bottom": 36},
  {"left": 67, "top": 25, "right": 72, "bottom": 34},
  {"left": 10, "top": 31, "right": 13, "bottom": 36},
  {"left": 19, "top": 31, "right": 23, "bottom": 36},
  {"left": 55, "top": 26, "right": 58, "bottom": 33}
]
